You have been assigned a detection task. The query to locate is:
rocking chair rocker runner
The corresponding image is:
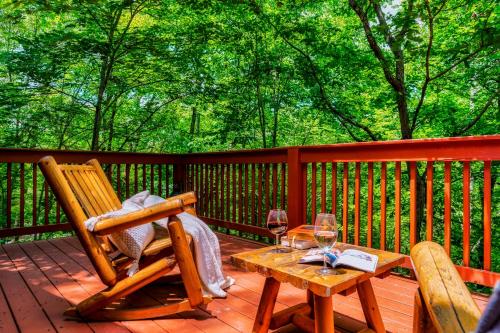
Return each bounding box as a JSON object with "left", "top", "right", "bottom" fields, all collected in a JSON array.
[{"left": 38, "top": 156, "right": 211, "bottom": 321}]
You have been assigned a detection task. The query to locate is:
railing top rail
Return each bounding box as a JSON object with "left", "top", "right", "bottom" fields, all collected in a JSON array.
[
  {"left": 297, "top": 135, "right": 500, "bottom": 162},
  {"left": 0, "top": 148, "right": 182, "bottom": 164},
  {"left": 1, "top": 135, "right": 498, "bottom": 164}
]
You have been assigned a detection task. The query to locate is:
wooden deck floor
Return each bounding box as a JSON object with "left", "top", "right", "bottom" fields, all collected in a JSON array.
[{"left": 0, "top": 234, "right": 489, "bottom": 333}]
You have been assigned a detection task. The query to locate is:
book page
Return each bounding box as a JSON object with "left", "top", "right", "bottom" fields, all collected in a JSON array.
[{"left": 336, "top": 249, "right": 378, "bottom": 272}]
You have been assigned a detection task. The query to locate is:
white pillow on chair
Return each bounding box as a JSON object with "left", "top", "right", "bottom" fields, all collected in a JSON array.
[
  {"left": 83, "top": 190, "right": 155, "bottom": 276},
  {"left": 108, "top": 191, "right": 155, "bottom": 276}
]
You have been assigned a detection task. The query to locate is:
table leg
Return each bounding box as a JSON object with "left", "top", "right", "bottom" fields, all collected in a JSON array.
[
  {"left": 356, "top": 279, "right": 385, "bottom": 333},
  {"left": 313, "top": 294, "right": 334, "bottom": 333},
  {"left": 253, "top": 277, "right": 280, "bottom": 333},
  {"left": 307, "top": 290, "right": 315, "bottom": 317}
]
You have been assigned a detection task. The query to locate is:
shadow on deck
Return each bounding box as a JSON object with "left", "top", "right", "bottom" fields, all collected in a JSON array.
[{"left": 0, "top": 234, "right": 489, "bottom": 333}]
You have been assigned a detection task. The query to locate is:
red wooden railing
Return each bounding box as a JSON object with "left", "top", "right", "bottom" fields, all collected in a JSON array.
[
  {"left": 1, "top": 136, "right": 499, "bottom": 286},
  {"left": 0, "top": 149, "right": 181, "bottom": 237}
]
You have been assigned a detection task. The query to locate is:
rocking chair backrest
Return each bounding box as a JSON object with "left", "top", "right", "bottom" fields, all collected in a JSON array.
[
  {"left": 59, "top": 159, "right": 122, "bottom": 217},
  {"left": 39, "top": 156, "right": 119, "bottom": 286}
]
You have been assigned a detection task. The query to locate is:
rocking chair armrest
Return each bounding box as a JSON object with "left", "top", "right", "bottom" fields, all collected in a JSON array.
[
  {"left": 92, "top": 199, "right": 184, "bottom": 236},
  {"left": 165, "top": 191, "right": 197, "bottom": 206}
]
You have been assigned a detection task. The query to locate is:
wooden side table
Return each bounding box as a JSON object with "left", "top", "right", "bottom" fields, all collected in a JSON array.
[{"left": 231, "top": 243, "right": 405, "bottom": 333}]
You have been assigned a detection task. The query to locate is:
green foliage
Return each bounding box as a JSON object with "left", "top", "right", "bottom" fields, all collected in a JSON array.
[{"left": 0, "top": 0, "right": 496, "bottom": 151}]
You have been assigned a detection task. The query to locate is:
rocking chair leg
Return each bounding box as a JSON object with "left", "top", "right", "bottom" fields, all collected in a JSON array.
[
  {"left": 72, "top": 300, "right": 194, "bottom": 321},
  {"left": 168, "top": 218, "right": 205, "bottom": 307}
]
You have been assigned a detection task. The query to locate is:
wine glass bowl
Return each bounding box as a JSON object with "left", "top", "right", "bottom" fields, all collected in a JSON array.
[
  {"left": 267, "top": 209, "right": 291, "bottom": 253},
  {"left": 313, "top": 213, "right": 338, "bottom": 275}
]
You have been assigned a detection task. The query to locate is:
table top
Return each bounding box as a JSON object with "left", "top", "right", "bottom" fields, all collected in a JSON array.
[{"left": 231, "top": 243, "right": 405, "bottom": 297}]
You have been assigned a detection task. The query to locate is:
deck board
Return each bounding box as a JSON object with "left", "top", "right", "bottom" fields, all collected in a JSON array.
[{"left": 0, "top": 234, "right": 490, "bottom": 333}]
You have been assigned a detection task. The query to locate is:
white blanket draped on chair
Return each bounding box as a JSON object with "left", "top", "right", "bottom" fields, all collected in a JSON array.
[{"left": 145, "top": 195, "right": 234, "bottom": 298}]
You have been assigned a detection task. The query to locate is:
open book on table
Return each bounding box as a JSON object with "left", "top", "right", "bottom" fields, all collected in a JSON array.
[{"left": 299, "top": 248, "right": 379, "bottom": 273}]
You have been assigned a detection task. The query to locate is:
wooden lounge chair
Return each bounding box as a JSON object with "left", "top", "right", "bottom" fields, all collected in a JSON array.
[
  {"left": 38, "top": 156, "right": 210, "bottom": 321},
  {"left": 411, "top": 241, "right": 481, "bottom": 333}
]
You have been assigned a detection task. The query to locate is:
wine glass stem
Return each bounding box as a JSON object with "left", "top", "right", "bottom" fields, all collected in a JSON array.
[
  {"left": 276, "top": 234, "right": 279, "bottom": 247},
  {"left": 323, "top": 252, "right": 327, "bottom": 270}
]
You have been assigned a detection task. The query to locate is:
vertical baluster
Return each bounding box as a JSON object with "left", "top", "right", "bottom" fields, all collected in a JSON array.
[
  {"left": 207, "top": 164, "right": 211, "bottom": 218},
  {"left": 394, "top": 162, "right": 401, "bottom": 253},
  {"left": 238, "top": 164, "right": 243, "bottom": 224},
  {"left": 204, "top": 164, "right": 209, "bottom": 217},
  {"left": 125, "top": 164, "right": 130, "bottom": 198},
  {"left": 142, "top": 164, "right": 146, "bottom": 191},
  {"left": 321, "top": 163, "right": 326, "bottom": 213},
  {"left": 443, "top": 162, "right": 451, "bottom": 255},
  {"left": 158, "top": 164, "right": 163, "bottom": 195},
  {"left": 184, "top": 164, "right": 188, "bottom": 192},
  {"left": 197, "top": 164, "right": 202, "bottom": 214},
  {"left": 210, "top": 164, "right": 214, "bottom": 218},
  {"left": 426, "top": 162, "right": 434, "bottom": 241},
  {"left": 302, "top": 164, "right": 307, "bottom": 224},
  {"left": 272, "top": 163, "right": 278, "bottom": 209},
  {"left": 331, "top": 162, "right": 337, "bottom": 216},
  {"left": 56, "top": 202, "right": 61, "bottom": 224},
  {"left": 311, "top": 163, "right": 317, "bottom": 222},
  {"left": 32, "top": 163, "right": 37, "bottom": 227},
  {"left": 198, "top": 164, "right": 205, "bottom": 216},
  {"left": 116, "top": 164, "right": 122, "bottom": 200},
  {"left": 193, "top": 164, "right": 197, "bottom": 199},
  {"left": 354, "top": 162, "right": 360, "bottom": 246},
  {"left": 462, "top": 161, "right": 471, "bottom": 267},
  {"left": 214, "top": 164, "right": 218, "bottom": 217},
  {"left": 280, "top": 163, "right": 286, "bottom": 209},
  {"left": 107, "top": 163, "right": 112, "bottom": 182},
  {"left": 245, "top": 164, "right": 250, "bottom": 223},
  {"left": 44, "top": 180, "right": 49, "bottom": 225},
  {"left": 215, "top": 164, "right": 220, "bottom": 220},
  {"left": 227, "top": 164, "right": 231, "bottom": 221},
  {"left": 232, "top": 164, "right": 237, "bottom": 222},
  {"left": 380, "top": 162, "right": 387, "bottom": 250},
  {"left": 166, "top": 164, "right": 170, "bottom": 196},
  {"left": 258, "top": 164, "right": 263, "bottom": 227},
  {"left": 6, "top": 163, "right": 12, "bottom": 229},
  {"left": 20, "top": 163, "right": 25, "bottom": 229},
  {"left": 150, "top": 164, "right": 155, "bottom": 195},
  {"left": 483, "top": 161, "right": 491, "bottom": 271},
  {"left": 251, "top": 164, "right": 256, "bottom": 225},
  {"left": 342, "top": 163, "right": 349, "bottom": 243},
  {"left": 367, "top": 162, "right": 373, "bottom": 248},
  {"left": 218, "top": 164, "right": 226, "bottom": 221},
  {"left": 410, "top": 162, "right": 418, "bottom": 249},
  {"left": 134, "top": 164, "right": 138, "bottom": 194},
  {"left": 195, "top": 164, "right": 200, "bottom": 208},
  {"left": 220, "top": 164, "right": 224, "bottom": 221},
  {"left": 265, "top": 164, "right": 270, "bottom": 216}
]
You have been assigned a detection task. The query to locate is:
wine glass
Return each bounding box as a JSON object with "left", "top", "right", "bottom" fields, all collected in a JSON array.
[
  {"left": 266, "top": 209, "right": 291, "bottom": 253},
  {"left": 313, "top": 213, "right": 338, "bottom": 275}
]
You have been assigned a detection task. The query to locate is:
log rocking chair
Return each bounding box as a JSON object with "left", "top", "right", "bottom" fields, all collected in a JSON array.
[{"left": 38, "top": 156, "right": 211, "bottom": 321}]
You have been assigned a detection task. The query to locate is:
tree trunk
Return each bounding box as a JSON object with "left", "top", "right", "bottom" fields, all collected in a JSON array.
[
  {"left": 91, "top": 54, "right": 110, "bottom": 151},
  {"left": 189, "top": 107, "right": 197, "bottom": 153}
]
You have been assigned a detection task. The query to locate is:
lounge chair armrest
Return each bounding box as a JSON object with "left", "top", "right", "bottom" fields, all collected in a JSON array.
[
  {"left": 410, "top": 241, "right": 481, "bottom": 332},
  {"left": 92, "top": 199, "right": 184, "bottom": 236}
]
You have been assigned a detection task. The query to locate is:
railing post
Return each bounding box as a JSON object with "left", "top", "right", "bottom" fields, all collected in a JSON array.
[
  {"left": 287, "top": 148, "right": 304, "bottom": 230},
  {"left": 172, "top": 157, "right": 185, "bottom": 196}
]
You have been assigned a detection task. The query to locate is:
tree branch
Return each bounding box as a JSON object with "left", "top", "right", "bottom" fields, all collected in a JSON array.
[
  {"left": 429, "top": 47, "right": 486, "bottom": 82},
  {"left": 260, "top": 12, "right": 379, "bottom": 141},
  {"left": 349, "top": 0, "right": 401, "bottom": 91},
  {"left": 411, "top": 0, "right": 434, "bottom": 131},
  {"left": 453, "top": 93, "right": 497, "bottom": 136}
]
